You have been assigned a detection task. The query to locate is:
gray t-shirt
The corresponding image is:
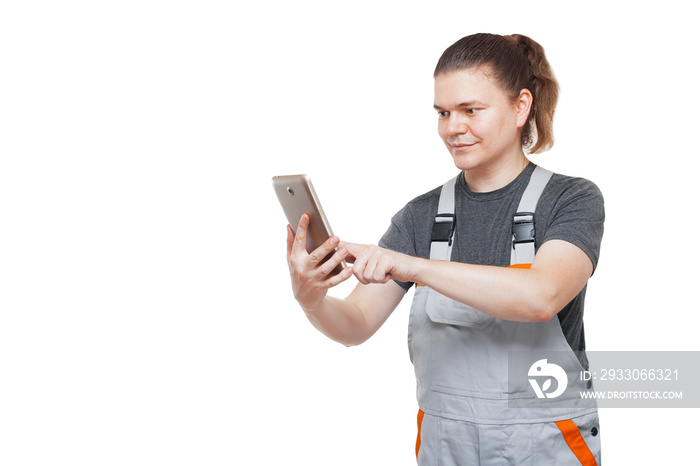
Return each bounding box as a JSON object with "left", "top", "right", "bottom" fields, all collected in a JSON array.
[{"left": 378, "top": 163, "right": 604, "bottom": 355}]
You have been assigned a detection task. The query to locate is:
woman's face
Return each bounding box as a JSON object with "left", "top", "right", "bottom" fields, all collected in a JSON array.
[{"left": 434, "top": 67, "right": 531, "bottom": 176}]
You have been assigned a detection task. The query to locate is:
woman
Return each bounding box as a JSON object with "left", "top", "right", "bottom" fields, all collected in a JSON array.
[{"left": 286, "top": 33, "right": 603, "bottom": 465}]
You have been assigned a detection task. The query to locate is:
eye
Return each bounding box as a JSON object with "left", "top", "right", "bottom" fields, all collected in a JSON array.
[
  {"left": 466, "top": 108, "right": 479, "bottom": 115},
  {"left": 437, "top": 111, "right": 449, "bottom": 118}
]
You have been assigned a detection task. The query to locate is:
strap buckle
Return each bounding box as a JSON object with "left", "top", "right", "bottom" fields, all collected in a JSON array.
[
  {"left": 512, "top": 212, "right": 535, "bottom": 247},
  {"left": 432, "top": 214, "right": 456, "bottom": 246}
]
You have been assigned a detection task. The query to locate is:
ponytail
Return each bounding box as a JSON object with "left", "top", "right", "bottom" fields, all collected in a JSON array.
[
  {"left": 507, "top": 34, "right": 559, "bottom": 153},
  {"left": 435, "top": 33, "right": 559, "bottom": 154}
]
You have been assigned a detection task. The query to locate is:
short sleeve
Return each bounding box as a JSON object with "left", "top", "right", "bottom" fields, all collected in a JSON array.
[
  {"left": 541, "top": 177, "right": 605, "bottom": 272},
  {"left": 379, "top": 206, "right": 418, "bottom": 291}
]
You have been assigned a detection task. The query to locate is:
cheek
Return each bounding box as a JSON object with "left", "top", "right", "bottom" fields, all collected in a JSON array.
[
  {"left": 466, "top": 120, "right": 487, "bottom": 139},
  {"left": 437, "top": 122, "right": 448, "bottom": 141},
  {"left": 478, "top": 115, "right": 510, "bottom": 140}
]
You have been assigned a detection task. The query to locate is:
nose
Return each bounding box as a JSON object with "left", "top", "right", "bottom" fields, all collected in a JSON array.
[{"left": 445, "top": 114, "right": 468, "bottom": 137}]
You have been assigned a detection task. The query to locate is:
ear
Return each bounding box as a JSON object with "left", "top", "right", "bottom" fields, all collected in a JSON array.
[{"left": 515, "top": 88, "right": 533, "bottom": 128}]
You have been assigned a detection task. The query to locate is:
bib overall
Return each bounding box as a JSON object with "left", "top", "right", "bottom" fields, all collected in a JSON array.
[{"left": 411, "top": 167, "right": 601, "bottom": 465}]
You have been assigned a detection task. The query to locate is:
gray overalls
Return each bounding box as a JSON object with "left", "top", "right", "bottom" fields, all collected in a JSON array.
[{"left": 411, "top": 167, "right": 601, "bottom": 465}]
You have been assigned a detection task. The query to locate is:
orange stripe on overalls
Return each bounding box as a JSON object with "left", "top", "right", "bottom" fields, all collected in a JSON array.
[{"left": 554, "top": 419, "right": 598, "bottom": 466}]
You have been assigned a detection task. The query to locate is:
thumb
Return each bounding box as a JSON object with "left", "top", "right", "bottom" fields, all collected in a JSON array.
[
  {"left": 286, "top": 225, "right": 295, "bottom": 259},
  {"left": 338, "top": 241, "right": 359, "bottom": 263}
]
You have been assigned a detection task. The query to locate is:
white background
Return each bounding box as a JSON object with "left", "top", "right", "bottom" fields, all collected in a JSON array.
[{"left": 1, "top": 1, "right": 698, "bottom": 464}]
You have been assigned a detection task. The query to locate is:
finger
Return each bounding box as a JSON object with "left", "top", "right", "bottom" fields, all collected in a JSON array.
[
  {"left": 353, "top": 269, "right": 368, "bottom": 285},
  {"left": 323, "top": 265, "right": 354, "bottom": 288},
  {"left": 317, "top": 247, "right": 348, "bottom": 278},
  {"left": 366, "top": 256, "right": 390, "bottom": 284},
  {"left": 348, "top": 248, "right": 369, "bottom": 284},
  {"left": 309, "top": 235, "right": 340, "bottom": 266},
  {"left": 361, "top": 253, "right": 378, "bottom": 283},
  {"left": 373, "top": 255, "right": 393, "bottom": 283},
  {"left": 286, "top": 225, "right": 295, "bottom": 260},
  {"left": 338, "top": 241, "right": 359, "bottom": 264},
  {"left": 291, "top": 213, "right": 310, "bottom": 257},
  {"left": 338, "top": 241, "right": 358, "bottom": 254}
]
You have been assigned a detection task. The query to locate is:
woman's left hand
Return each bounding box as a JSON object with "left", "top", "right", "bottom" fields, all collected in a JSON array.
[{"left": 339, "top": 242, "right": 416, "bottom": 285}]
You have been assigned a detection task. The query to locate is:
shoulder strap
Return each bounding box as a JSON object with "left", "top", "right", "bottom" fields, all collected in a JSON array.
[
  {"left": 429, "top": 175, "right": 458, "bottom": 261},
  {"left": 429, "top": 166, "right": 553, "bottom": 265},
  {"left": 510, "top": 166, "right": 553, "bottom": 265}
]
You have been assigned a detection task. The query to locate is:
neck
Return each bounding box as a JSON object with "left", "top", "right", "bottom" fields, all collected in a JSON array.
[{"left": 463, "top": 150, "right": 530, "bottom": 193}]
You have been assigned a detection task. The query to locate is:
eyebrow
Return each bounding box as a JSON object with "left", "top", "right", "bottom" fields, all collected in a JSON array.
[{"left": 433, "top": 101, "right": 487, "bottom": 111}]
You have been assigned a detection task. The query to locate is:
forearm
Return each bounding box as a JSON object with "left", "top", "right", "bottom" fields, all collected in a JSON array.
[
  {"left": 302, "top": 295, "right": 372, "bottom": 347},
  {"left": 342, "top": 241, "right": 556, "bottom": 322},
  {"left": 340, "top": 239, "right": 591, "bottom": 324},
  {"left": 301, "top": 281, "right": 405, "bottom": 346},
  {"left": 405, "top": 240, "right": 592, "bottom": 322},
  {"left": 410, "top": 258, "right": 559, "bottom": 322}
]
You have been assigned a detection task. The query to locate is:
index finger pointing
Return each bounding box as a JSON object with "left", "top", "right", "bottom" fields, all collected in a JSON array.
[
  {"left": 338, "top": 241, "right": 361, "bottom": 253},
  {"left": 338, "top": 241, "right": 359, "bottom": 263}
]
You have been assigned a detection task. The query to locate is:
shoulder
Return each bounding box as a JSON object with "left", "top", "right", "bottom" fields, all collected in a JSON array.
[
  {"left": 390, "top": 184, "right": 443, "bottom": 223},
  {"left": 379, "top": 181, "right": 447, "bottom": 254},
  {"left": 540, "top": 171, "right": 605, "bottom": 219},
  {"left": 405, "top": 184, "right": 444, "bottom": 207},
  {"left": 536, "top": 168, "right": 606, "bottom": 269},
  {"left": 547, "top": 172, "right": 604, "bottom": 202}
]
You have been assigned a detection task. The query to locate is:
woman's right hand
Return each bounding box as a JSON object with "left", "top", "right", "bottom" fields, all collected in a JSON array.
[{"left": 286, "top": 213, "right": 353, "bottom": 312}]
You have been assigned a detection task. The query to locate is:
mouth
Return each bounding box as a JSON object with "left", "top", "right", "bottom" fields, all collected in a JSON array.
[{"left": 451, "top": 142, "right": 477, "bottom": 150}]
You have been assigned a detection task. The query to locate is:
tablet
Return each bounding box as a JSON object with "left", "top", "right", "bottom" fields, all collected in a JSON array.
[{"left": 272, "top": 174, "right": 345, "bottom": 275}]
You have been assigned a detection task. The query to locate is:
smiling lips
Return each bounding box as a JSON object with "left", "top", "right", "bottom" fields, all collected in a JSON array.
[{"left": 451, "top": 142, "right": 477, "bottom": 150}]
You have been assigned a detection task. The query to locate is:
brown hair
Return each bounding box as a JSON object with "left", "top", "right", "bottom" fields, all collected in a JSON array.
[{"left": 434, "top": 33, "right": 559, "bottom": 154}]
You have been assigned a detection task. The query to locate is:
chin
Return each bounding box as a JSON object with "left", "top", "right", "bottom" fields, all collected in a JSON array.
[{"left": 451, "top": 151, "right": 482, "bottom": 172}]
